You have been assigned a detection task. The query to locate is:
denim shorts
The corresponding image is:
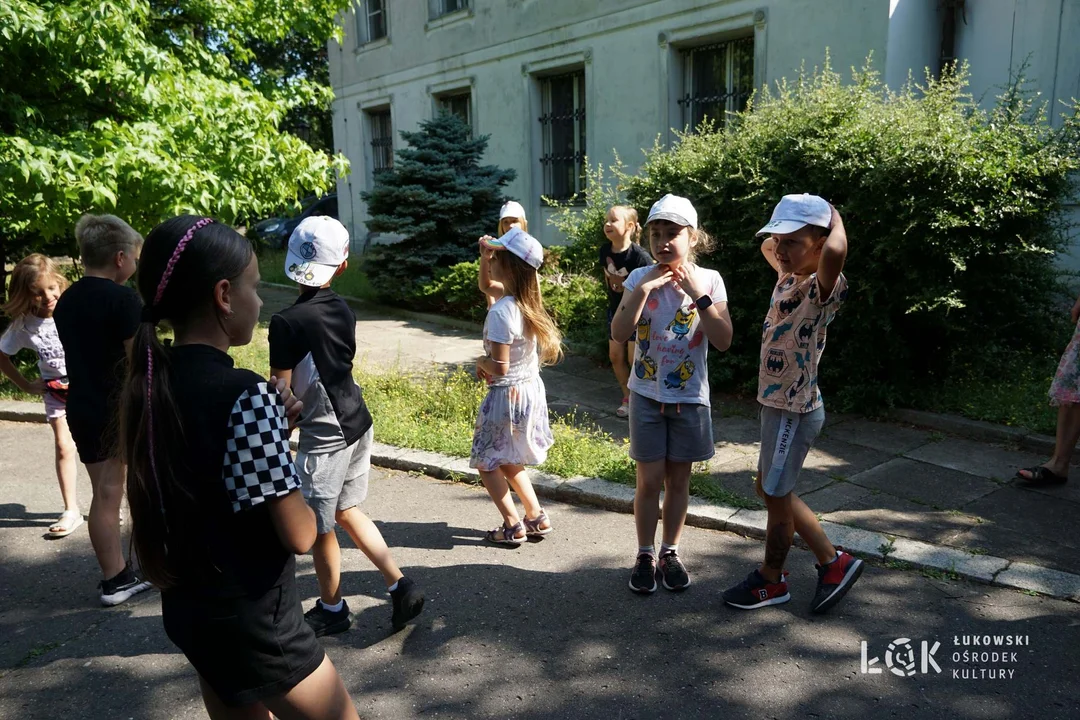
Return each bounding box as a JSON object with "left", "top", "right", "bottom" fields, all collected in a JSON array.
[
  {"left": 628, "top": 392, "right": 714, "bottom": 463},
  {"left": 758, "top": 405, "right": 826, "bottom": 497}
]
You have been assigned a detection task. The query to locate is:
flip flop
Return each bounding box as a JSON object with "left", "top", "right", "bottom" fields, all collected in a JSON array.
[
  {"left": 47, "top": 510, "right": 84, "bottom": 538},
  {"left": 1015, "top": 466, "right": 1068, "bottom": 487}
]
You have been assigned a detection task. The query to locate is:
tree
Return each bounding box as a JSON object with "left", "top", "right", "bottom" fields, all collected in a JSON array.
[
  {"left": 360, "top": 112, "right": 516, "bottom": 301},
  {"left": 0, "top": 0, "right": 351, "bottom": 296}
]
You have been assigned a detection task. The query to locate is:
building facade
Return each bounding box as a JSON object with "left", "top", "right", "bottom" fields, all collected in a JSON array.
[{"left": 330, "top": 0, "right": 1079, "bottom": 254}]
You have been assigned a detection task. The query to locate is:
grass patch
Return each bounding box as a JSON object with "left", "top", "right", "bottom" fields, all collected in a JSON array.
[{"left": 257, "top": 250, "right": 377, "bottom": 302}]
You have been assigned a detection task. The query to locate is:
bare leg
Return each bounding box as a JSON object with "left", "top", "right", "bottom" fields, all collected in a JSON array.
[
  {"left": 311, "top": 531, "right": 343, "bottom": 605},
  {"left": 50, "top": 416, "right": 79, "bottom": 512},
  {"left": 86, "top": 458, "right": 125, "bottom": 579},
  {"left": 759, "top": 492, "right": 794, "bottom": 583},
  {"left": 634, "top": 459, "right": 665, "bottom": 548},
  {"left": 262, "top": 655, "right": 360, "bottom": 720},
  {"left": 198, "top": 675, "right": 271, "bottom": 720},
  {"left": 609, "top": 340, "right": 630, "bottom": 400},
  {"left": 754, "top": 473, "right": 835, "bottom": 566},
  {"left": 500, "top": 464, "right": 544, "bottom": 522},
  {"left": 478, "top": 468, "right": 524, "bottom": 539},
  {"left": 660, "top": 460, "right": 691, "bottom": 546},
  {"left": 335, "top": 506, "right": 403, "bottom": 587},
  {"left": 1043, "top": 403, "right": 1080, "bottom": 477}
]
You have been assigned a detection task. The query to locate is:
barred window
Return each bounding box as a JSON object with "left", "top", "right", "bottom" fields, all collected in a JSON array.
[
  {"left": 367, "top": 109, "right": 393, "bottom": 176},
  {"left": 437, "top": 92, "right": 471, "bottom": 129},
  {"left": 428, "top": 0, "right": 467, "bottom": 19},
  {"left": 356, "top": 0, "right": 387, "bottom": 44},
  {"left": 539, "top": 70, "right": 586, "bottom": 201},
  {"left": 680, "top": 37, "right": 754, "bottom": 130}
]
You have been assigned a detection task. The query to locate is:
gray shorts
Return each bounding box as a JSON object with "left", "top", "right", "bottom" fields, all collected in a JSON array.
[
  {"left": 296, "top": 427, "right": 373, "bottom": 535},
  {"left": 628, "top": 392, "right": 714, "bottom": 463},
  {"left": 758, "top": 405, "right": 825, "bottom": 497}
]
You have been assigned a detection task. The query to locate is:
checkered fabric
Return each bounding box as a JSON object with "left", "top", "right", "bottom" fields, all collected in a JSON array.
[{"left": 223, "top": 383, "right": 301, "bottom": 513}]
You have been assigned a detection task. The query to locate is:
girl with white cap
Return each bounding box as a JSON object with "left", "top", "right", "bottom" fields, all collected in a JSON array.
[{"left": 479, "top": 200, "right": 528, "bottom": 308}]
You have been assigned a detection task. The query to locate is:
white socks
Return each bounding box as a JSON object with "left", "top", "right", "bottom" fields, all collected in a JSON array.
[{"left": 321, "top": 598, "right": 344, "bottom": 613}]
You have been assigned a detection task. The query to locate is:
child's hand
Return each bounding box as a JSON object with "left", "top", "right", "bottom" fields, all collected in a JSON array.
[
  {"left": 672, "top": 264, "right": 706, "bottom": 300},
  {"left": 637, "top": 264, "right": 674, "bottom": 293},
  {"left": 475, "top": 356, "right": 491, "bottom": 383},
  {"left": 269, "top": 375, "right": 304, "bottom": 428}
]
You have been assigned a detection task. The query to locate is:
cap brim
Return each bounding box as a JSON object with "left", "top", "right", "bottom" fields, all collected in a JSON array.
[
  {"left": 284, "top": 248, "right": 337, "bottom": 288},
  {"left": 647, "top": 211, "right": 693, "bottom": 228},
  {"left": 756, "top": 220, "right": 809, "bottom": 237},
  {"left": 480, "top": 236, "right": 508, "bottom": 250}
]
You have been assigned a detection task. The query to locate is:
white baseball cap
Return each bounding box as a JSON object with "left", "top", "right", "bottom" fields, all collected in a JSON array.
[
  {"left": 756, "top": 193, "right": 832, "bottom": 236},
  {"left": 499, "top": 200, "right": 526, "bottom": 221},
  {"left": 284, "top": 216, "right": 350, "bottom": 288},
  {"left": 481, "top": 227, "right": 544, "bottom": 269},
  {"left": 646, "top": 194, "right": 698, "bottom": 229}
]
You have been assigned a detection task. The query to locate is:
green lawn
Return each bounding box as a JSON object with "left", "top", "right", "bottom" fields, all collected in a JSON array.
[{"left": 257, "top": 249, "right": 376, "bottom": 302}]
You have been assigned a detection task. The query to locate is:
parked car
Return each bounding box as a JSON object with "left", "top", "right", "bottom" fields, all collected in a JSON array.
[{"left": 250, "top": 193, "right": 338, "bottom": 249}]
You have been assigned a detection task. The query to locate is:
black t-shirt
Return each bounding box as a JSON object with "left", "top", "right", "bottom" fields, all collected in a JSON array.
[
  {"left": 599, "top": 242, "right": 653, "bottom": 311},
  {"left": 164, "top": 344, "right": 302, "bottom": 598},
  {"left": 268, "top": 288, "right": 372, "bottom": 454},
  {"left": 54, "top": 277, "right": 141, "bottom": 413}
]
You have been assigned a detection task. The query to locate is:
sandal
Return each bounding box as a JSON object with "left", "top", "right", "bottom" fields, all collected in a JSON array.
[
  {"left": 524, "top": 509, "right": 553, "bottom": 537},
  {"left": 616, "top": 398, "right": 630, "bottom": 419},
  {"left": 47, "top": 510, "right": 84, "bottom": 538},
  {"left": 485, "top": 521, "right": 526, "bottom": 546},
  {"left": 1016, "top": 466, "right": 1068, "bottom": 487}
]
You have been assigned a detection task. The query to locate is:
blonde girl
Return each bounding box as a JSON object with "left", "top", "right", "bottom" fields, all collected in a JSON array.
[
  {"left": 479, "top": 200, "right": 528, "bottom": 307},
  {"left": 600, "top": 205, "right": 653, "bottom": 418},
  {"left": 0, "top": 255, "right": 81, "bottom": 538},
  {"left": 471, "top": 227, "right": 563, "bottom": 545}
]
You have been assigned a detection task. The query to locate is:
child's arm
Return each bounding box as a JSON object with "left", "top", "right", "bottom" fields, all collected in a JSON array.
[
  {"left": 266, "top": 491, "right": 317, "bottom": 554},
  {"left": 610, "top": 266, "right": 673, "bottom": 343},
  {"left": 478, "top": 240, "right": 505, "bottom": 302},
  {"left": 673, "top": 266, "right": 733, "bottom": 352},
  {"left": 0, "top": 352, "right": 44, "bottom": 394},
  {"left": 476, "top": 341, "right": 511, "bottom": 380},
  {"left": 760, "top": 237, "right": 781, "bottom": 273},
  {"left": 816, "top": 205, "right": 848, "bottom": 301}
]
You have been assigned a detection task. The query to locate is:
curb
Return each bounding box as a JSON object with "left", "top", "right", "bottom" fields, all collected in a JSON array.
[{"left": 360, "top": 440, "right": 1080, "bottom": 604}]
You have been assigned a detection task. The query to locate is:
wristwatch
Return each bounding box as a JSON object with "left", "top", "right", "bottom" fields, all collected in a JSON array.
[{"left": 695, "top": 295, "right": 713, "bottom": 311}]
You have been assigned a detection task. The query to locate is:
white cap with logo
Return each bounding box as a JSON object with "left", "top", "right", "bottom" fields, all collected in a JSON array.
[
  {"left": 646, "top": 194, "right": 698, "bottom": 229},
  {"left": 756, "top": 193, "right": 832, "bottom": 236},
  {"left": 480, "top": 227, "right": 544, "bottom": 270},
  {"left": 499, "top": 200, "right": 527, "bottom": 221},
  {"left": 284, "top": 215, "right": 350, "bottom": 288}
]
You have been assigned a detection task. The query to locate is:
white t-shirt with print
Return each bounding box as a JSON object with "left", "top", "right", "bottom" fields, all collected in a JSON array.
[
  {"left": 622, "top": 265, "right": 728, "bottom": 406},
  {"left": 484, "top": 296, "right": 539, "bottom": 386},
  {"left": 0, "top": 315, "right": 66, "bottom": 380}
]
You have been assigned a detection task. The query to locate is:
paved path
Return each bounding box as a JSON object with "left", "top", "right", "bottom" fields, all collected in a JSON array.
[
  {"left": 1, "top": 421, "right": 1078, "bottom": 719},
  {"left": 258, "top": 286, "right": 1080, "bottom": 579}
]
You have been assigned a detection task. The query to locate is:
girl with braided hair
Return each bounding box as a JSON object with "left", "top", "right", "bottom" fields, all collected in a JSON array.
[{"left": 121, "top": 216, "right": 359, "bottom": 719}]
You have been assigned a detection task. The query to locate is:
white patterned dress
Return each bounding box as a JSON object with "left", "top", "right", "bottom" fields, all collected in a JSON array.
[{"left": 469, "top": 296, "right": 554, "bottom": 471}]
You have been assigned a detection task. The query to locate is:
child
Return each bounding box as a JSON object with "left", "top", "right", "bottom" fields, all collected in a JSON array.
[
  {"left": 722, "top": 193, "right": 863, "bottom": 614},
  {"left": 479, "top": 200, "right": 528, "bottom": 308},
  {"left": 611, "top": 194, "right": 733, "bottom": 593},
  {"left": 270, "top": 216, "right": 425, "bottom": 636},
  {"left": 0, "top": 254, "right": 80, "bottom": 538},
  {"left": 471, "top": 227, "right": 562, "bottom": 545},
  {"left": 600, "top": 205, "right": 653, "bottom": 418},
  {"left": 121, "top": 215, "right": 359, "bottom": 718},
  {"left": 1015, "top": 290, "right": 1080, "bottom": 487},
  {"left": 54, "top": 214, "right": 151, "bottom": 605}
]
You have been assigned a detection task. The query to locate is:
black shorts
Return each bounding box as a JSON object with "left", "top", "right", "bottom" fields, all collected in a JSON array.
[
  {"left": 66, "top": 403, "right": 118, "bottom": 465},
  {"left": 606, "top": 308, "right": 637, "bottom": 342},
  {"left": 161, "top": 573, "right": 324, "bottom": 707}
]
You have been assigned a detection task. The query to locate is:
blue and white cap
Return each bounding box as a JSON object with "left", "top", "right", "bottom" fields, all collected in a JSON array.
[
  {"left": 481, "top": 227, "right": 544, "bottom": 269},
  {"left": 285, "top": 216, "right": 350, "bottom": 287},
  {"left": 756, "top": 193, "right": 832, "bottom": 236}
]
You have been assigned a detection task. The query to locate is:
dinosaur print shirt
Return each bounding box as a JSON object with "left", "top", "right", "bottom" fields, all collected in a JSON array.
[
  {"left": 758, "top": 271, "right": 848, "bottom": 413},
  {"left": 623, "top": 265, "right": 727, "bottom": 407}
]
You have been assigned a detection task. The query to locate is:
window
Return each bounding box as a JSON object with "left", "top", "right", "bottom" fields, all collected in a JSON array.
[
  {"left": 539, "top": 70, "right": 586, "bottom": 201},
  {"left": 437, "top": 92, "right": 471, "bottom": 129},
  {"left": 680, "top": 36, "right": 754, "bottom": 130},
  {"left": 356, "top": 0, "right": 387, "bottom": 44},
  {"left": 367, "top": 109, "right": 393, "bottom": 176},
  {"left": 428, "top": 0, "right": 467, "bottom": 20}
]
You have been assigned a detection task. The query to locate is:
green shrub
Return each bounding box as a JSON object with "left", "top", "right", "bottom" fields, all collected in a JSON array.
[{"left": 550, "top": 60, "right": 1080, "bottom": 409}]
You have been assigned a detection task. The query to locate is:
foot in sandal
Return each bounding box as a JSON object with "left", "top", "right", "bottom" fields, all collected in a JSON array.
[
  {"left": 47, "top": 510, "right": 83, "bottom": 538},
  {"left": 1016, "top": 466, "right": 1068, "bottom": 487}
]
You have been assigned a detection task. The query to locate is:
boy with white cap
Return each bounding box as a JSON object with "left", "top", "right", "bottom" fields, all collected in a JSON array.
[
  {"left": 270, "top": 216, "right": 424, "bottom": 634},
  {"left": 722, "top": 193, "right": 863, "bottom": 613}
]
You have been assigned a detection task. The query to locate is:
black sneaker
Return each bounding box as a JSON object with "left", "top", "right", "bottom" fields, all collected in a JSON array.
[
  {"left": 304, "top": 599, "right": 352, "bottom": 637},
  {"left": 658, "top": 550, "right": 691, "bottom": 591},
  {"left": 810, "top": 548, "right": 864, "bottom": 614},
  {"left": 99, "top": 565, "right": 152, "bottom": 607},
  {"left": 722, "top": 569, "right": 791, "bottom": 610},
  {"left": 628, "top": 553, "right": 658, "bottom": 594},
  {"left": 390, "top": 577, "right": 424, "bottom": 631}
]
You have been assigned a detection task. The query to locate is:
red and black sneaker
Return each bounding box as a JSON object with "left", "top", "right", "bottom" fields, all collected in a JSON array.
[
  {"left": 722, "top": 569, "right": 791, "bottom": 610},
  {"left": 810, "top": 547, "right": 864, "bottom": 614}
]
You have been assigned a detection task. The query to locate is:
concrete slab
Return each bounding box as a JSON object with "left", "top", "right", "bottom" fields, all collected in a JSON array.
[
  {"left": 704, "top": 454, "right": 759, "bottom": 501},
  {"left": 847, "top": 458, "right": 1000, "bottom": 509},
  {"left": 798, "top": 481, "right": 874, "bottom": 513},
  {"left": 889, "top": 538, "right": 1010, "bottom": 583},
  {"left": 905, "top": 437, "right": 1046, "bottom": 482},
  {"left": 995, "top": 562, "right": 1080, "bottom": 601},
  {"left": 823, "top": 493, "right": 981, "bottom": 545},
  {"left": 709, "top": 441, "right": 757, "bottom": 468},
  {"left": 801, "top": 437, "right": 894, "bottom": 481},
  {"left": 726, "top": 508, "right": 768, "bottom": 538},
  {"left": 712, "top": 414, "right": 760, "bottom": 445},
  {"left": 684, "top": 497, "right": 739, "bottom": 531},
  {"left": 821, "top": 418, "right": 932, "bottom": 455},
  {"left": 817, "top": 522, "right": 890, "bottom": 559}
]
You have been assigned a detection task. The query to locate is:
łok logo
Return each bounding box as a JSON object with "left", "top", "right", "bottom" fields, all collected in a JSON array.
[{"left": 862, "top": 638, "right": 941, "bottom": 676}]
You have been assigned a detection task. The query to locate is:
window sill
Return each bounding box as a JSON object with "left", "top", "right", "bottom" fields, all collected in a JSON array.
[
  {"left": 354, "top": 36, "right": 390, "bottom": 55},
  {"left": 425, "top": 9, "right": 472, "bottom": 32}
]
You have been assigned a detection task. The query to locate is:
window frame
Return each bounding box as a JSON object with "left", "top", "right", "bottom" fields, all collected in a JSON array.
[
  {"left": 365, "top": 107, "right": 394, "bottom": 181},
  {"left": 355, "top": 0, "right": 388, "bottom": 46},
  {"left": 679, "top": 35, "right": 755, "bottom": 131},
  {"left": 538, "top": 69, "right": 587, "bottom": 203},
  {"left": 428, "top": 0, "right": 468, "bottom": 20},
  {"left": 435, "top": 90, "right": 473, "bottom": 131}
]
